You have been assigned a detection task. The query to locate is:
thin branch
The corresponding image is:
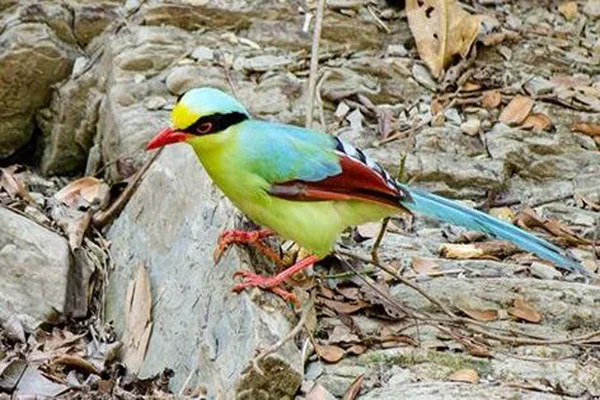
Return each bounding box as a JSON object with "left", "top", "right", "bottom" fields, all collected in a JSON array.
[{"left": 305, "top": 0, "right": 326, "bottom": 129}]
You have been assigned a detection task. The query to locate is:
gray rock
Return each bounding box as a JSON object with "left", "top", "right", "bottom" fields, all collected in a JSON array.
[
  {"left": 583, "top": 0, "right": 600, "bottom": 18},
  {"left": 190, "top": 46, "right": 214, "bottom": 62},
  {"left": 0, "top": 23, "right": 76, "bottom": 158},
  {"left": 0, "top": 207, "right": 71, "bottom": 329},
  {"left": 105, "top": 146, "right": 302, "bottom": 396},
  {"left": 37, "top": 64, "right": 101, "bottom": 175},
  {"left": 524, "top": 76, "right": 556, "bottom": 96},
  {"left": 460, "top": 119, "right": 481, "bottom": 136},
  {"left": 412, "top": 64, "right": 438, "bottom": 92}
]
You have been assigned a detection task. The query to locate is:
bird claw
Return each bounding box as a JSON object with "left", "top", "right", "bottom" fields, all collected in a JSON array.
[
  {"left": 232, "top": 269, "right": 298, "bottom": 306},
  {"left": 214, "top": 229, "right": 282, "bottom": 264}
]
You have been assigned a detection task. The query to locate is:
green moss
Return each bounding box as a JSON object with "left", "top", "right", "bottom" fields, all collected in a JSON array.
[
  {"left": 564, "top": 312, "right": 600, "bottom": 331},
  {"left": 362, "top": 350, "right": 492, "bottom": 376}
]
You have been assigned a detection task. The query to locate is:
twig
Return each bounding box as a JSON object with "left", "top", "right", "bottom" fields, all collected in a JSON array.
[
  {"left": 371, "top": 217, "right": 389, "bottom": 265},
  {"left": 305, "top": 0, "right": 326, "bottom": 129},
  {"left": 366, "top": 6, "right": 390, "bottom": 33},
  {"left": 336, "top": 247, "right": 456, "bottom": 318},
  {"left": 92, "top": 148, "right": 163, "bottom": 228},
  {"left": 249, "top": 298, "right": 314, "bottom": 375}
]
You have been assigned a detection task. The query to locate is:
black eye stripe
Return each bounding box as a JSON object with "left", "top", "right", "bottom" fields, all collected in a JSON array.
[{"left": 184, "top": 112, "right": 248, "bottom": 135}]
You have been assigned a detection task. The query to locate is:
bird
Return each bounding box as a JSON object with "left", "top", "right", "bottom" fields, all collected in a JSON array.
[{"left": 146, "top": 87, "right": 587, "bottom": 302}]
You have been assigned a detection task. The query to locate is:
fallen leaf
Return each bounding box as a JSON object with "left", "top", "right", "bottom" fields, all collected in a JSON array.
[
  {"left": 412, "top": 257, "right": 440, "bottom": 275},
  {"left": 2, "top": 315, "right": 26, "bottom": 343},
  {"left": 456, "top": 305, "right": 498, "bottom": 322},
  {"left": 521, "top": 112, "right": 552, "bottom": 132},
  {"left": 570, "top": 121, "right": 600, "bottom": 137},
  {"left": 515, "top": 208, "right": 590, "bottom": 246},
  {"left": 440, "top": 240, "right": 520, "bottom": 260},
  {"left": 346, "top": 344, "right": 367, "bottom": 355},
  {"left": 14, "top": 366, "right": 68, "bottom": 397},
  {"left": 482, "top": 90, "right": 502, "bottom": 109},
  {"left": 315, "top": 344, "right": 345, "bottom": 363},
  {"left": 499, "top": 95, "right": 534, "bottom": 125},
  {"left": 342, "top": 374, "right": 364, "bottom": 400},
  {"left": 406, "top": 0, "right": 481, "bottom": 78},
  {"left": 52, "top": 354, "right": 99, "bottom": 375},
  {"left": 356, "top": 222, "right": 382, "bottom": 239},
  {"left": 336, "top": 287, "right": 361, "bottom": 301},
  {"left": 122, "top": 263, "right": 153, "bottom": 374},
  {"left": 0, "top": 167, "right": 32, "bottom": 202},
  {"left": 558, "top": 2, "right": 578, "bottom": 21},
  {"left": 448, "top": 368, "right": 479, "bottom": 383},
  {"left": 489, "top": 207, "right": 515, "bottom": 222},
  {"left": 463, "top": 341, "right": 491, "bottom": 358},
  {"left": 462, "top": 81, "right": 481, "bottom": 91},
  {"left": 507, "top": 296, "right": 542, "bottom": 323},
  {"left": 320, "top": 298, "right": 369, "bottom": 315},
  {"left": 0, "top": 358, "right": 27, "bottom": 392},
  {"left": 54, "top": 177, "right": 108, "bottom": 208}
]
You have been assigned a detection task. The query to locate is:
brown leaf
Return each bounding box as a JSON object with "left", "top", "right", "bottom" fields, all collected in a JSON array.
[
  {"left": 412, "top": 257, "right": 440, "bottom": 275},
  {"left": 406, "top": 0, "right": 481, "bottom": 78},
  {"left": 463, "top": 341, "right": 491, "bottom": 358},
  {"left": 499, "top": 95, "right": 534, "bottom": 125},
  {"left": 122, "top": 263, "right": 153, "bottom": 374},
  {"left": 448, "top": 368, "right": 479, "bottom": 383},
  {"left": 342, "top": 374, "right": 364, "bottom": 400},
  {"left": 315, "top": 344, "right": 345, "bottom": 363},
  {"left": 336, "top": 287, "right": 361, "bottom": 301},
  {"left": 482, "top": 90, "right": 502, "bottom": 109},
  {"left": 320, "top": 298, "right": 368, "bottom": 315},
  {"left": 440, "top": 240, "right": 519, "bottom": 260},
  {"left": 306, "top": 384, "right": 331, "bottom": 400},
  {"left": 52, "top": 354, "right": 99, "bottom": 375},
  {"left": 515, "top": 208, "right": 590, "bottom": 246},
  {"left": 456, "top": 305, "right": 498, "bottom": 322},
  {"left": 558, "top": 2, "right": 578, "bottom": 21},
  {"left": 570, "top": 121, "right": 600, "bottom": 136},
  {"left": 507, "top": 296, "right": 542, "bottom": 323},
  {"left": 346, "top": 344, "right": 367, "bottom": 355},
  {"left": 54, "top": 177, "right": 108, "bottom": 208},
  {"left": 521, "top": 112, "right": 552, "bottom": 132},
  {"left": 0, "top": 167, "right": 32, "bottom": 202}
]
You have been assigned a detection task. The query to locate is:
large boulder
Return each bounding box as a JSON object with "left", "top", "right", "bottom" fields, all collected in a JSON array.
[
  {"left": 0, "top": 22, "right": 76, "bottom": 158},
  {"left": 0, "top": 207, "right": 72, "bottom": 329},
  {"left": 105, "top": 146, "right": 303, "bottom": 396}
]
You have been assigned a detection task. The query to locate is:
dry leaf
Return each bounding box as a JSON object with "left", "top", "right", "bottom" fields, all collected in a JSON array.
[
  {"left": 320, "top": 298, "right": 368, "bottom": 315},
  {"left": 463, "top": 341, "right": 491, "bottom": 358},
  {"left": 515, "top": 208, "right": 590, "bottom": 246},
  {"left": 558, "top": 2, "right": 578, "bottom": 21},
  {"left": 440, "top": 240, "right": 519, "bottom": 260},
  {"left": 315, "top": 344, "right": 345, "bottom": 363},
  {"left": 507, "top": 296, "right": 542, "bottom": 323},
  {"left": 122, "top": 263, "right": 153, "bottom": 374},
  {"left": 499, "top": 95, "right": 534, "bottom": 125},
  {"left": 346, "top": 344, "right": 367, "bottom": 355},
  {"left": 489, "top": 207, "right": 514, "bottom": 222},
  {"left": 448, "top": 368, "right": 479, "bottom": 383},
  {"left": 482, "top": 90, "right": 502, "bottom": 109},
  {"left": 406, "top": 0, "right": 481, "bottom": 78},
  {"left": 342, "top": 374, "right": 364, "bottom": 400},
  {"left": 412, "top": 257, "right": 440, "bottom": 275},
  {"left": 306, "top": 384, "right": 331, "bottom": 400},
  {"left": 52, "top": 355, "right": 99, "bottom": 375},
  {"left": 462, "top": 81, "right": 481, "bottom": 91},
  {"left": 336, "top": 287, "right": 360, "bottom": 301},
  {"left": 570, "top": 121, "right": 600, "bottom": 136},
  {"left": 456, "top": 305, "right": 498, "bottom": 322},
  {"left": 356, "top": 222, "right": 382, "bottom": 239},
  {"left": 521, "top": 112, "right": 552, "bottom": 132},
  {"left": 0, "top": 167, "right": 32, "bottom": 202},
  {"left": 54, "top": 177, "right": 107, "bottom": 208}
]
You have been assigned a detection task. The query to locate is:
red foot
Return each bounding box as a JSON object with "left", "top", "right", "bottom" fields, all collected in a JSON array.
[
  {"left": 214, "top": 229, "right": 283, "bottom": 265},
  {"left": 231, "top": 255, "right": 320, "bottom": 305}
]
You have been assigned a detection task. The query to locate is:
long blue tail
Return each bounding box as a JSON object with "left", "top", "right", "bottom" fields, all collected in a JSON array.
[{"left": 398, "top": 184, "right": 587, "bottom": 275}]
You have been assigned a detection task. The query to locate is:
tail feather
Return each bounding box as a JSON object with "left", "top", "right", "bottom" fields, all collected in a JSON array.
[{"left": 398, "top": 184, "right": 587, "bottom": 275}]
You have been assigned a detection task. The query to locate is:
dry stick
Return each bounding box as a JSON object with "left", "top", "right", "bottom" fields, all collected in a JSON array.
[
  {"left": 305, "top": 0, "right": 326, "bottom": 129},
  {"left": 249, "top": 299, "right": 314, "bottom": 375},
  {"left": 336, "top": 247, "right": 456, "bottom": 318},
  {"left": 92, "top": 148, "right": 163, "bottom": 228}
]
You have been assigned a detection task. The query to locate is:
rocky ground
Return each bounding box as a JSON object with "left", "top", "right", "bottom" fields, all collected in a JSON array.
[{"left": 0, "top": 0, "right": 599, "bottom": 399}]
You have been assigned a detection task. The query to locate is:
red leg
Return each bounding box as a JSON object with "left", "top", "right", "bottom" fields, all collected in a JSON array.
[
  {"left": 214, "top": 229, "right": 284, "bottom": 265},
  {"left": 231, "top": 255, "right": 320, "bottom": 304}
]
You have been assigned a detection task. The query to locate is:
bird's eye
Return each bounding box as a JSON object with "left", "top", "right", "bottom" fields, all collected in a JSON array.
[{"left": 197, "top": 122, "right": 212, "bottom": 134}]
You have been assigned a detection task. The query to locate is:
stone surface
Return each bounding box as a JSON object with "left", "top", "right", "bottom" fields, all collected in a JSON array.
[
  {"left": 105, "top": 146, "right": 302, "bottom": 396},
  {"left": 0, "top": 22, "right": 76, "bottom": 158},
  {"left": 0, "top": 207, "right": 71, "bottom": 329}
]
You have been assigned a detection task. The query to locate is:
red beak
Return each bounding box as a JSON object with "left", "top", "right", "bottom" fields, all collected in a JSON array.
[{"left": 146, "top": 127, "right": 189, "bottom": 150}]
